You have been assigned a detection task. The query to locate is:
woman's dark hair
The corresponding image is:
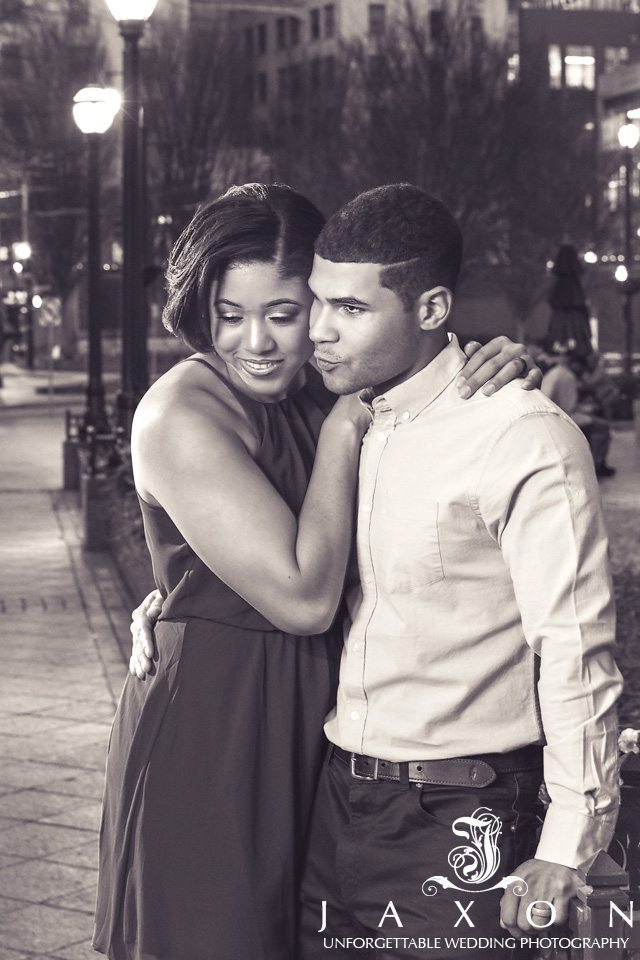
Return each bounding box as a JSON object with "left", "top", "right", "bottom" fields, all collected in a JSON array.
[{"left": 163, "top": 183, "right": 326, "bottom": 352}]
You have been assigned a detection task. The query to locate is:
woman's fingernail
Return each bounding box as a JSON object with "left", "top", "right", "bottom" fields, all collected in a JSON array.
[
  {"left": 457, "top": 381, "right": 471, "bottom": 399},
  {"left": 483, "top": 384, "right": 496, "bottom": 397}
]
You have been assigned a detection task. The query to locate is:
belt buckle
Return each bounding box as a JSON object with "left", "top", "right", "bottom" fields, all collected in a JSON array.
[{"left": 350, "top": 754, "right": 379, "bottom": 781}]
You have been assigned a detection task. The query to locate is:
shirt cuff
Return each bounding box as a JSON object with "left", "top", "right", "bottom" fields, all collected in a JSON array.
[{"left": 535, "top": 803, "right": 619, "bottom": 869}]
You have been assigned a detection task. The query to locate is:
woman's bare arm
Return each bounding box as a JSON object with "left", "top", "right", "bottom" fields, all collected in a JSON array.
[{"left": 132, "top": 390, "right": 367, "bottom": 636}]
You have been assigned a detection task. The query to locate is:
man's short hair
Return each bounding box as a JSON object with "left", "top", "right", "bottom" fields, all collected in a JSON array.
[{"left": 315, "top": 184, "right": 463, "bottom": 309}]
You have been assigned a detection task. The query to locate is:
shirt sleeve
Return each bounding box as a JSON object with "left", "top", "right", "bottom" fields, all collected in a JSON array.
[{"left": 475, "top": 410, "right": 622, "bottom": 869}]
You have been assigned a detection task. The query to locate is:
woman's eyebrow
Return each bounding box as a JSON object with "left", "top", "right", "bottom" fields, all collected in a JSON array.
[
  {"left": 215, "top": 299, "right": 242, "bottom": 308},
  {"left": 264, "top": 299, "right": 302, "bottom": 308}
]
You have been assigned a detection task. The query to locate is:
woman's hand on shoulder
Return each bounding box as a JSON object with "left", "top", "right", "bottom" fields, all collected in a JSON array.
[
  {"left": 456, "top": 337, "right": 542, "bottom": 399},
  {"left": 325, "top": 392, "right": 372, "bottom": 439}
]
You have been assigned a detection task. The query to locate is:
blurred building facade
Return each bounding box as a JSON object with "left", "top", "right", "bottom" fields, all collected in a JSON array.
[{"left": 187, "top": 0, "right": 509, "bottom": 112}]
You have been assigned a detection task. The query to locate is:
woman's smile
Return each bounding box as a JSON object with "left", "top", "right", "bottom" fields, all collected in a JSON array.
[{"left": 236, "top": 356, "right": 286, "bottom": 377}]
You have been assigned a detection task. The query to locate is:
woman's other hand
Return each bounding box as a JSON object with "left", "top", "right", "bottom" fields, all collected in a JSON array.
[
  {"left": 457, "top": 337, "right": 542, "bottom": 399},
  {"left": 329, "top": 392, "right": 372, "bottom": 438},
  {"left": 129, "top": 589, "right": 163, "bottom": 680}
]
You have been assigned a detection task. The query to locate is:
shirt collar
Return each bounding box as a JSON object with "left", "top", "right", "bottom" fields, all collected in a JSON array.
[{"left": 359, "top": 333, "right": 466, "bottom": 422}]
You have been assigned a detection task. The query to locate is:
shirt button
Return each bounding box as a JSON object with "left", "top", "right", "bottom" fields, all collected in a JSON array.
[
  {"left": 353, "top": 642, "right": 361, "bottom": 652},
  {"left": 363, "top": 576, "right": 372, "bottom": 584},
  {"left": 350, "top": 710, "right": 360, "bottom": 721},
  {"left": 402, "top": 411, "right": 411, "bottom": 421},
  {"left": 377, "top": 431, "right": 387, "bottom": 441}
]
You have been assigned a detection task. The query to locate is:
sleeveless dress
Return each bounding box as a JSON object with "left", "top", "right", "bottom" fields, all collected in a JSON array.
[{"left": 93, "top": 360, "right": 342, "bottom": 960}]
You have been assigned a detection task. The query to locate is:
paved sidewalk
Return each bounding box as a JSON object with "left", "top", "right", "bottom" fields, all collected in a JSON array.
[
  {"left": 0, "top": 412, "right": 132, "bottom": 959},
  {"left": 0, "top": 364, "right": 119, "bottom": 413}
]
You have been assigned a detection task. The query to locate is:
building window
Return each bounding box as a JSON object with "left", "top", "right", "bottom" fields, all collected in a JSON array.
[
  {"left": 257, "top": 23, "right": 267, "bottom": 55},
  {"left": 1, "top": 43, "right": 23, "bottom": 78},
  {"left": 289, "top": 63, "right": 303, "bottom": 102},
  {"left": 0, "top": 0, "right": 24, "bottom": 19},
  {"left": 325, "top": 3, "right": 335, "bottom": 39},
  {"left": 278, "top": 65, "right": 288, "bottom": 95},
  {"left": 290, "top": 17, "right": 300, "bottom": 46},
  {"left": 68, "top": 0, "right": 89, "bottom": 25},
  {"left": 323, "top": 54, "right": 335, "bottom": 86},
  {"left": 429, "top": 10, "right": 444, "bottom": 43},
  {"left": 310, "top": 57, "right": 321, "bottom": 90},
  {"left": 276, "top": 17, "right": 287, "bottom": 49},
  {"left": 368, "top": 3, "right": 386, "bottom": 37},
  {"left": 470, "top": 14, "right": 483, "bottom": 43},
  {"left": 257, "top": 71, "right": 267, "bottom": 103},
  {"left": 565, "top": 45, "right": 595, "bottom": 90},
  {"left": 548, "top": 44, "right": 562, "bottom": 89},
  {"left": 369, "top": 54, "right": 385, "bottom": 83},
  {"left": 244, "top": 27, "right": 254, "bottom": 56},
  {"left": 604, "top": 46, "right": 629, "bottom": 73},
  {"left": 310, "top": 8, "right": 320, "bottom": 41},
  {"left": 244, "top": 73, "right": 254, "bottom": 107}
]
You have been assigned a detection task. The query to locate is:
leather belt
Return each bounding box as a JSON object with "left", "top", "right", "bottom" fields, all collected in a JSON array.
[{"left": 333, "top": 744, "right": 542, "bottom": 788}]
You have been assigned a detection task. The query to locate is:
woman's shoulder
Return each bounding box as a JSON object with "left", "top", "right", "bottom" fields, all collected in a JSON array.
[{"left": 134, "top": 355, "right": 258, "bottom": 451}]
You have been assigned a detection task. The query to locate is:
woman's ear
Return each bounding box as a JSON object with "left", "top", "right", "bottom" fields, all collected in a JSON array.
[{"left": 417, "top": 286, "right": 452, "bottom": 332}]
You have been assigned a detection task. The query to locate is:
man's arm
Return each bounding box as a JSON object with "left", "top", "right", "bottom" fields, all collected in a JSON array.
[{"left": 476, "top": 410, "right": 622, "bottom": 930}]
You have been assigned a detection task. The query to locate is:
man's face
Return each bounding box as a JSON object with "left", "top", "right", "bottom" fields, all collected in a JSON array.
[{"left": 308, "top": 255, "right": 424, "bottom": 395}]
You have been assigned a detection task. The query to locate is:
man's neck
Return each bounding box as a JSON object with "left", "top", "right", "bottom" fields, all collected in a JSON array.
[{"left": 371, "top": 327, "right": 449, "bottom": 397}]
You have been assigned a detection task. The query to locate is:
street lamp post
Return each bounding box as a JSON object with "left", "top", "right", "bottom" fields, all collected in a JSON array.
[
  {"left": 105, "top": 0, "right": 158, "bottom": 434},
  {"left": 72, "top": 85, "right": 121, "bottom": 432},
  {"left": 618, "top": 121, "right": 640, "bottom": 380},
  {"left": 12, "top": 240, "right": 33, "bottom": 369}
]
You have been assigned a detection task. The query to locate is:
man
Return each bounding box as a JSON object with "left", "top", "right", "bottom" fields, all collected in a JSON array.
[
  {"left": 296, "top": 185, "right": 621, "bottom": 958},
  {"left": 132, "top": 186, "right": 621, "bottom": 958}
]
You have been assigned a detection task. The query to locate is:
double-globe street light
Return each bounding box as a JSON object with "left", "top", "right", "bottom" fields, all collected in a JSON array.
[
  {"left": 72, "top": 84, "right": 121, "bottom": 432},
  {"left": 617, "top": 121, "right": 640, "bottom": 385},
  {"left": 105, "top": 0, "right": 158, "bottom": 434}
]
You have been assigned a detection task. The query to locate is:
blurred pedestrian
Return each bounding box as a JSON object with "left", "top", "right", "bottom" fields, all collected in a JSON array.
[
  {"left": 541, "top": 344, "right": 615, "bottom": 478},
  {"left": 546, "top": 244, "right": 592, "bottom": 359}
]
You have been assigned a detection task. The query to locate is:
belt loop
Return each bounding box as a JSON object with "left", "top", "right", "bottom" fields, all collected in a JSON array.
[
  {"left": 398, "top": 762, "right": 410, "bottom": 788},
  {"left": 326, "top": 742, "right": 335, "bottom": 764}
]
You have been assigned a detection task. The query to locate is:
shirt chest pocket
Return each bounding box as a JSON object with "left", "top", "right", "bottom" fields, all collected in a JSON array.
[{"left": 371, "top": 500, "right": 444, "bottom": 594}]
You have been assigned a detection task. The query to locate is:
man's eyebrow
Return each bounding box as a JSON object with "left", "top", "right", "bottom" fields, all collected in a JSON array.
[{"left": 327, "top": 296, "right": 370, "bottom": 308}]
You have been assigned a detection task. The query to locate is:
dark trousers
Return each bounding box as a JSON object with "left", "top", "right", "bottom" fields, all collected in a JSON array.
[{"left": 298, "top": 747, "right": 542, "bottom": 960}]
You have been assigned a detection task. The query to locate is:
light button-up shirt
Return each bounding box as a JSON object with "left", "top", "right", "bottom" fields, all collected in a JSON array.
[{"left": 324, "top": 336, "right": 622, "bottom": 869}]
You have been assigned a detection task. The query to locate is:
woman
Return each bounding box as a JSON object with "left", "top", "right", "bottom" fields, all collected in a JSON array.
[{"left": 94, "top": 183, "right": 540, "bottom": 960}]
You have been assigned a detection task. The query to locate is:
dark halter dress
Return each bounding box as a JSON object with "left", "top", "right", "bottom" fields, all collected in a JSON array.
[{"left": 93, "top": 359, "right": 342, "bottom": 960}]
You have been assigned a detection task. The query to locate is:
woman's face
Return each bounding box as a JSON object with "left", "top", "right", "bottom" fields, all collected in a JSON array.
[{"left": 210, "top": 260, "right": 314, "bottom": 402}]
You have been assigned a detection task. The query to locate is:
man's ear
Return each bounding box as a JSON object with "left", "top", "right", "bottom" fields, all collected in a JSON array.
[{"left": 416, "top": 286, "right": 452, "bottom": 331}]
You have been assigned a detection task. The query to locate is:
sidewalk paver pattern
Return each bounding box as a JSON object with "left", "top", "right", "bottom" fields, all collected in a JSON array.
[{"left": 0, "top": 412, "right": 132, "bottom": 959}]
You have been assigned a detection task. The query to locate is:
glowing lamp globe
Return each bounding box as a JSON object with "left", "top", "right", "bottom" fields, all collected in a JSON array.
[
  {"left": 73, "top": 86, "right": 121, "bottom": 135},
  {"left": 104, "top": 0, "right": 158, "bottom": 21},
  {"left": 618, "top": 123, "right": 640, "bottom": 150},
  {"left": 615, "top": 264, "right": 629, "bottom": 283}
]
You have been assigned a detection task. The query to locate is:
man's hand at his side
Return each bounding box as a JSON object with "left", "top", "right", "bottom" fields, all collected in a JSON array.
[
  {"left": 500, "top": 859, "right": 580, "bottom": 935},
  {"left": 129, "top": 589, "right": 163, "bottom": 679}
]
